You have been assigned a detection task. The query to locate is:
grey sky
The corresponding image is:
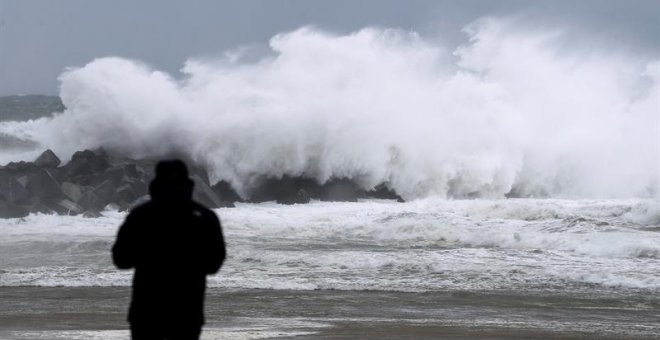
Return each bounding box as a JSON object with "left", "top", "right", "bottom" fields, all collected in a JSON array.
[{"left": 0, "top": 0, "right": 658, "bottom": 95}]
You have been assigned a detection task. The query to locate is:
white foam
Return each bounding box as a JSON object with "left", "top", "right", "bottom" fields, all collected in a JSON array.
[
  {"left": 1, "top": 19, "right": 657, "bottom": 199},
  {"left": 1, "top": 199, "right": 658, "bottom": 291},
  {"left": 4, "top": 323, "right": 324, "bottom": 340}
]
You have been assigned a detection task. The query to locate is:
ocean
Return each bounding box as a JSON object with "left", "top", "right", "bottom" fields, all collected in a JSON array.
[{"left": 1, "top": 198, "right": 659, "bottom": 338}]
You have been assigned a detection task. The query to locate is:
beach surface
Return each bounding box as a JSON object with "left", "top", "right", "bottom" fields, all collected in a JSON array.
[{"left": 1, "top": 286, "right": 658, "bottom": 339}]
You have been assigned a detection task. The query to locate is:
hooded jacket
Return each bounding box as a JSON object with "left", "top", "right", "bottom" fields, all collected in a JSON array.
[{"left": 112, "top": 161, "right": 225, "bottom": 326}]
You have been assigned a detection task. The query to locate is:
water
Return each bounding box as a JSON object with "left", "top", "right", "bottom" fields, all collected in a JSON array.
[
  {"left": 0, "top": 18, "right": 659, "bottom": 337},
  {"left": 1, "top": 20, "right": 658, "bottom": 199},
  {"left": 1, "top": 198, "right": 659, "bottom": 294}
]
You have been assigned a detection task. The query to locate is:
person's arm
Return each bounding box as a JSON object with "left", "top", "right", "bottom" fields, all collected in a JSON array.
[
  {"left": 112, "top": 212, "right": 139, "bottom": 269},
  {"left": 204, "top": 211, "right": 226, "bottom": 274}
]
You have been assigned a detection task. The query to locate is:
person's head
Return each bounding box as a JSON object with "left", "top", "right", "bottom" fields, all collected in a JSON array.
[{"left": 149, "top": 160, "right": 194, "bottom": 202}]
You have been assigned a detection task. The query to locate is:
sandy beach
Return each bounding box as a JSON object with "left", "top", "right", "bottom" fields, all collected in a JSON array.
[{"left": 1, "top": 286, "right": 658, "bottom": 339}]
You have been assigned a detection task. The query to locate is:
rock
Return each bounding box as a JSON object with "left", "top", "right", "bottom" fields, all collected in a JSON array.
[
  {"left": 249, "top": 176, "right": 321, "bottom": 203},
  {"left": 219, "top": 200, "right": 235, "bottom": 208},
  {"left": 49, "top": 198, "right": 84, "bottom": 215},
  {"left": 133, "top": 160, "right": 155, "bottom": 180},
  {"left": 100, "top": 167, "right": 125, "bottom": 186},
  {"left": 44, "top": 166, "right": 66, "bottom": 183},
  {"left": 63, "top": 149, "right": 110, "bottom": 178},
  {"left": 69, "top": 174, "right": 103, "bottom": 187},
  {"left": 34, "top": 149, "right": 61, "bottom": 168},
  {"left": 25, "top": 169, "right": 65, "bottom": 199},
  {"left": 116, "top": 184, "right": 138, "bottom": 210},
  {"left": 1, "top": 148, "right": 402, "bottom": 217},
  {"left": 102, "top": 163, "right": 138, "bottom": 186},
  {"left": 127, "top": 179, "right": 148, "bottom": 197},
  {"left": 364, "top": 183, "right": 404, "bottom": 202},
  {"left": 191, "top": 175, "right": 224, "bottom": 208},
  {"left": 15, "top": 175, "right": 28, "bottom": 187},
  {"left": 82, "top": 210, "right": 103, "bottom": 218},
  {"left": 79, "top": 190, "right": 104, "bottom": 211},
  {"left": 30, "top": 202, "right": 54, "bottom": 214},
  {"left": 188, "top": 164, "right": 210, "bottom": 186},
  {"left": 121, "top": 163, "right": 139, "bottom": 178},
  {"left": 278, "top": 188, "right": 311, "bottom": 205},
  {"left": 321, "top": 178, "right": 359, "bottom": 202},
  {"left": 94, "top": 179, "right": 118, "bottom": 203},
  {"left": 505, "top": 183, "right": 550, "bottom": 198},
  {"left": 0, "top": 170, "right": 31, "bottom": 203},
  {"left": 78, "top": 180, "right": 117, "bottom": 211},
  {"left": 2, "top": 161, "right": 38, "bottom": 174},
  {"left": 211, "top": 181, "right": 242, "bottom": 205},
  {"left": 0, "top": 197, "right": 29, "bottom": 218},
  {"left": 116, "top": 183, "right": 137, "bottom": 202},
  {"left": 26, "top": 196, "right": 82, "bottom": 216},
  {"left": 61, "top": 182, "right": 84, "bottom": 202}
]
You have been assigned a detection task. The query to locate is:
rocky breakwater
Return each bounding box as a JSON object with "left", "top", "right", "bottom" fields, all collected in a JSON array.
[
  {"left": 0, "top": 149, "right": 236, "bottom": 218},
  {"left": 247, "top": 176, "right": 403, "bottom": 205},
  {"left": 0, "top": 149, "right": 404, "bottom": 218}
]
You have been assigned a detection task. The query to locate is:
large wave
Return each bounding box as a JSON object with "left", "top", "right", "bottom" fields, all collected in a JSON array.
[{"left": 3, "top": 18, "right": 659, "bottom": 199}]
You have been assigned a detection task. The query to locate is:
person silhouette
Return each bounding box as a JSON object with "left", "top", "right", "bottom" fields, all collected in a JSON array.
[{"left": 112, "top": 160, "right": 226, "bottom": 340}]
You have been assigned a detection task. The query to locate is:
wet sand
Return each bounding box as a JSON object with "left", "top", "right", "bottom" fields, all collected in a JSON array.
[{"left": 1, "top": 287, "right": 658, "bottom": 339}]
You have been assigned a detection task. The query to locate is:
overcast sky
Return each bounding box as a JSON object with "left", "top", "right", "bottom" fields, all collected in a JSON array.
[{"left": 0, "top": 0, "right": 658, "bottom": 95}]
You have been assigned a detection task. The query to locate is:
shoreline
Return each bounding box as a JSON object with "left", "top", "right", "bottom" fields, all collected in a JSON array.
[{"left": 1, "top": 287, "right": 658, "bottom": 339}]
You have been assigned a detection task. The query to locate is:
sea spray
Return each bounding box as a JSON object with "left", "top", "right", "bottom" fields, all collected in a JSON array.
[{"left": 1, "top": 19, "right": 658, "bottom": 199}]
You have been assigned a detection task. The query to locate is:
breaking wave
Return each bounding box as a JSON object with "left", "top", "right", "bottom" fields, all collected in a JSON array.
[{"left": 2, "top": 18, "right": 658, "bottom": 199}]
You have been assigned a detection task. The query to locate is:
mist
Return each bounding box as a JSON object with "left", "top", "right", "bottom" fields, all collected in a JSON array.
[{"left": 3, "top": 18, "right": 658, "bottom": 199}]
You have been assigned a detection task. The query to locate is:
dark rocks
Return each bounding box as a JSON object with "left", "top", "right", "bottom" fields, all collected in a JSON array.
[
  {"left": 34, "top": 149, "right": 61, "bottom": 168},
  {"left": 0, "top": 149, "right": 149, "bottom": 217},
  {"left": 82, "top": 210, "right": 103, "bottom": 218},
  {"left": 0, "top": 170, "right": 31, "bottom": 203},
  {"left": 321, "top": 178, "right": 359, "bottom": 202},
  {"left": 2, "top": 161, "right": 38, "bottom": 174},
  {"left": 278, "top": 188, "right": 311, "bottom": 205},
  {"left": 116, "top": 184, "right": 139, "bottom": 206},
  {"left": 77, "top": 190, "right": 104, "bottom": 212},
  {"left": 249, "top": 176, "right": 320, "bottom": 204},
  {"left": 49, "top": 198, "right": 84, "bottom": 215},
  {"left": 64, "top": 149, "right": 110, "bottom": 179},
  {"left": 123, "top": 178, "right": 148, "bottom": 199},
  {"left": 191, "top": 175, "right": 225, "bottom": 208},
  {"left": 0, "top": 147, "right": 406, "bottom": 218},
  {"left": 92, "top": 180, "right": 119, "bottom": 207},
  {"left": 61, "top": 182, "right": 84, "bottom": 202},
  {"left": 0, "top": 148, "right": 239, "bottom": 217},
  {"left": 211, "top": 181, "right": 242, "bottom": 205},
  {"left": 244, "top": 176, "right": 403, "bottom": 204},
  {"left": 103, "top": 163, "right": 139, "bottom": 186},
  {"left": 26, "top": 169, "right": 65, "bottom": 199},
  {"left": 0, "top": 197, "right": 29, "bottom": 218},
  {"left": 78, "top": 180, "right": 118, "bottom": 211},
  {"left": 364, "top": 183, "right": 405, "bottom": 202}
]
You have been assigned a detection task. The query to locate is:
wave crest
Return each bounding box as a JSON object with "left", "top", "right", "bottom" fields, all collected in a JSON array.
[{"left": 4, "top": 19, "right": 659, "bottom": 199}]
